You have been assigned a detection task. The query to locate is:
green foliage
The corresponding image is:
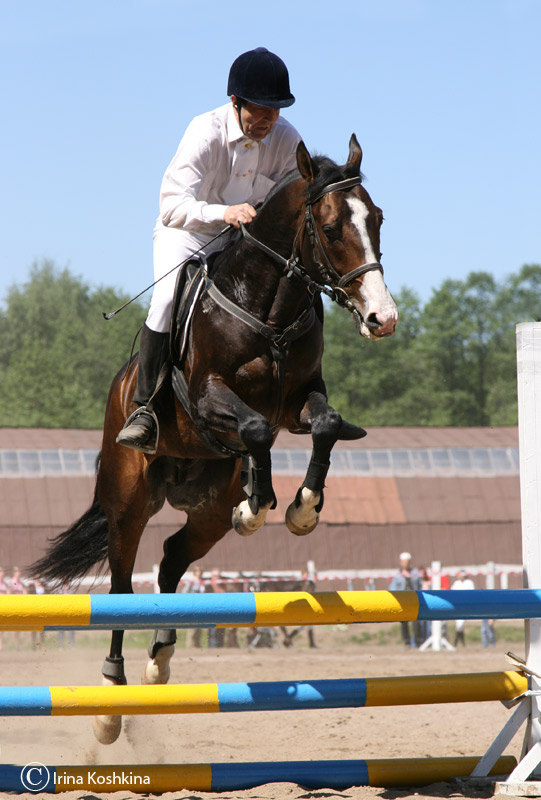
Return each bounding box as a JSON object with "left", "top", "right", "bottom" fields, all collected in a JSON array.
[
  {"left": 322, "top": 264, "right": 541, "bottom": 427},
  {"left": 0, "top": 260, "right": 146, "bottom": 428},
  {"left": 0, "top": 259, "right": 539, "bottom": 429}
]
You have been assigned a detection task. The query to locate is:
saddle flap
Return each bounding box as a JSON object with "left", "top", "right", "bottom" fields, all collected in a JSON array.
[{"left": 170, "top": 257, "right": 208, "bottom": 365}]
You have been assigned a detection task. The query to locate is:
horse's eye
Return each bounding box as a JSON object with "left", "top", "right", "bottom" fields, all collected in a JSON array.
[{"left": 322, "top": 225, "right": 340, "bottom": 242}]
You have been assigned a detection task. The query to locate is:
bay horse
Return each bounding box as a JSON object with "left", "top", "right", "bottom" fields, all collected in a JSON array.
[{"left": 31, "top": 135, "right": 398, "bottom": 744}]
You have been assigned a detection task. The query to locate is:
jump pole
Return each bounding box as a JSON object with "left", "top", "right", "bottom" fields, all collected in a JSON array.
[
  {"left": 0, "top": 672, "right": 527, "bottom": 716},
  {"left": 4, "top": 589, "right": 541, "bottom": 630},
  {"left": 0, "top": 757, "right": 517, "bottom": 793}
]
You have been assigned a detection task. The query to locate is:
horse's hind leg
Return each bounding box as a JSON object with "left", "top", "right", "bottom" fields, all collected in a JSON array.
[
  {"left": 93, "top": 504, "right": 150, "bottom": 744},
  {"left": 141, "top": 526, "right": 183, "bottom": 686},
  {"left": 143, "top": 461, "right": 241, "bottom": 684},
  {"left": 286, "top": 391, "right": 365, "bottom": 535},
  {"left": 142, "top": 515, "right": 233, "bottom": 685}
]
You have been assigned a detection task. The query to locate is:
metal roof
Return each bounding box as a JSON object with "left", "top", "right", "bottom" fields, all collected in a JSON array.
[
  {"left": 0, "top": 426, "right": 523, "bottom": 574},
  {"left": 0, "top": 426, "right": 519, "bottom": 450}
]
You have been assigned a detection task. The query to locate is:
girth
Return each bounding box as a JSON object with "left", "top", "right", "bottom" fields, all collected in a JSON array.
[{"left": 171, "top": 273, "right": 317, "bottom": 458}]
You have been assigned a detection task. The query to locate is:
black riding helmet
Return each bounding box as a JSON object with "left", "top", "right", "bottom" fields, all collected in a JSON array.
[{"left": 227, "top": 47, "right": 295, "bottom": 109}]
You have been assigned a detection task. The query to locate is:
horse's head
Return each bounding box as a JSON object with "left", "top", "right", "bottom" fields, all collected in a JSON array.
[{"left": 297, "top": 136, "right": 398, "bottom": 339}]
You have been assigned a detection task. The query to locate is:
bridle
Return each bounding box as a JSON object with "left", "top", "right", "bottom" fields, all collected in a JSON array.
[
  {"left": 183, "top": 173, "right": 385, "bottom": 452},
  {"left": 240, "top": 174, "right": 384, "bottom": 324}
]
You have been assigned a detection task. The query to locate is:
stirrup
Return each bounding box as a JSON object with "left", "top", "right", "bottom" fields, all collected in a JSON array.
[{"left": 116, "top": 407, "right": 159, "bottom": 454}]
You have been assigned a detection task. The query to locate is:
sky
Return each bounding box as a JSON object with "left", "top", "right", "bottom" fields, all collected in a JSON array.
[{"left": 1, "top": 0, "right": 540, "bottom": 310}]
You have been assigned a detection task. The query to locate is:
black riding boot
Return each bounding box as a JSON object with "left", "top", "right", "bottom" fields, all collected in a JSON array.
[{"left": 116, "top": 324, "right": 169, "bottom": 454}]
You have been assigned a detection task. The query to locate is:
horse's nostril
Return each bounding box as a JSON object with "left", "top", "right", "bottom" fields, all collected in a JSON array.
[{"left": 366, "top": 313, "right": 380, "bottom": 330}]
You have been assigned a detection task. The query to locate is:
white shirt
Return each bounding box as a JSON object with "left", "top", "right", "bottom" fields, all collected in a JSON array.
[
  {"left": 451, "top": 578, "right": 475, "bottom": 590},
  {"left": 157, "top": 103, "right": 301, "bottom": 238}
]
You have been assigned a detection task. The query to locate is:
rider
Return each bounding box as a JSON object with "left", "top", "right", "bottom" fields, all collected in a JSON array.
[{"left": 117, "top": 47, "right": 301, "bottom": 454}]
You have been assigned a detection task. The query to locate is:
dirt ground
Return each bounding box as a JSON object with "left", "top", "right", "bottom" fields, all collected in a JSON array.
[{"left": 0, "top": 624, "right": 530, "bottom": 800}]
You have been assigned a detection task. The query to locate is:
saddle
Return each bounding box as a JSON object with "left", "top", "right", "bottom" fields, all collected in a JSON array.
[
  {"left": 165, "top": 251, "right": 244, "bottom": 457},
  {"left": 170, "top": 255, "right": 208, "bottom": 367}
]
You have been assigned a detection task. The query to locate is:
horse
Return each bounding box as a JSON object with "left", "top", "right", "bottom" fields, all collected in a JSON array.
[{"left": 31, "top": 134, "right": 398, "bottom": 744}]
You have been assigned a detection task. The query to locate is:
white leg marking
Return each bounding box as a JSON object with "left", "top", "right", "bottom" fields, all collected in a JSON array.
[
  {"left": 142, "top": 644, "right": 175, "bottom": 685},
  {"left": 285, "top": 487, "right": 321, "bottom": 536},
  {"left": 93, "top": 675, "right": 122, "bottom": 745},
  {"left": 232, "top": 499, "right": 273, "bottom": 536}
]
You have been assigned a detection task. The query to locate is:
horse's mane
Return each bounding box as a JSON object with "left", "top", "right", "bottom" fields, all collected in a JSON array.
[
  {"left": 216, "top": 153, "right": 364, "bottom": 268},
  {"left": 263, "top": 154, "right": 364, "bottom": 208}
]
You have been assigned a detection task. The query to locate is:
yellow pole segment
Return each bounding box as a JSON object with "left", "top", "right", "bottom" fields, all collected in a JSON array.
[
  {"left": 367, "top": 755, "right": 517, "bottom": 786},
  {"left": 0, "top": 595, "right": 91, "bottom": 630},
  {"left": 56, "top": 764, "right": 212, "bottom": 793},
  {"left": 254, "top": 591, "right": 419, "bottom": 626},
  {"left": 50, "top": 684, "right": 220, "bottom": 716},
  {"left": 365, "top": 671, "right": 528, "bottom": 706}
]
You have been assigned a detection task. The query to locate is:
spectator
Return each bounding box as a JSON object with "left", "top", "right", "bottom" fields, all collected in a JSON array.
[
  {"left": 451, "top": 570, "right": 475, "bottom": 646},
  {"left": 0, "top": 567, "right": 9, "bottom": 651},
  {"left": 184, "top": 566, "right": 205, "bottom": 647},
  {"left": 9, "top": 567, "right": 26, "bottom": 595},
  {"left": 27, "top": 578, "right": 45, "bottom": 649},
  {"left": 417, "top": 567, "right": 432, "bottom": 644},
  {"left": 56, "top": 581, "right": 75, "bottom": 649},
  {"left": 389, "top": 552, "right": 423, "bottom": 648},
  {"left": 9, "top": 567, "right": 26, "bottom": 650},
  {"left": 482, "top": 618, "right": 496, "bottom": 648},
  {"left": 207, "top": 568, "right": 225, "bottom": 648},
  {"left": 225, "top": 574, "right": 241, "bottom": 648}
]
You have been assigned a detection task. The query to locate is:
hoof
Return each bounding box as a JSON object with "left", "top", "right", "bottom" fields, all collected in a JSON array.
[
  {"left": 93, "top": 714, "right": 122, "bottom": 745},
  {"left": 142, "top": 644, "right": 175, "bottom": 685},
  {"left": 285, "top": 487, "right": 320, "bottom": 536},
  {"left": 232, "top": 499, "right": 271, "bottom": 537},
  {"left": 337, "top": 420, "right": 367, "bottom": 440}
]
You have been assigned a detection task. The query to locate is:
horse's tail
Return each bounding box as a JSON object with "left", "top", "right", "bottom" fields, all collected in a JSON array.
[{"left": 29, "top": 460, "right": 109, "bottom": 588}]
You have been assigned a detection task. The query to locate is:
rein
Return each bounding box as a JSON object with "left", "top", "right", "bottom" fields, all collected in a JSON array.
[{"left": 182, "top": 174, "right": 382, "bottom": 454}]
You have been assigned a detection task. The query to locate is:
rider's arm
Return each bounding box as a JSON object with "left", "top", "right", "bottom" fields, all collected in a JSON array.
[{"left": 159, "top": 117, "right": 229, "bottom": 231}]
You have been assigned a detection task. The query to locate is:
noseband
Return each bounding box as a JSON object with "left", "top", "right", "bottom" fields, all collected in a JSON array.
[{"left": 240, "top": 175, "right": 383, "bottom": 318}]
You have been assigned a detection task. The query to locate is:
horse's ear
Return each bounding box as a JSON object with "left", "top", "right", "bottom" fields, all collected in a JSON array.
[
  {"left": 347, "top": 133, "right": 363, "bottom": 174},
  {"left": 296, "top": 140, "right": 317, "bottom": 183}
]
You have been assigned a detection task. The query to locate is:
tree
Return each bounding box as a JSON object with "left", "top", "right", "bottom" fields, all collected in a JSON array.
[
  {"left": 0, "top": 260, "right": 146, "bottom": 428},
  {"left": 322, "top": 287, "right": 426, "bottom": 426},
  {"left": 322, "top": 265, "right": 541, "bottom": 427},
  {"left": 1, "top": 259, "right": 539, "bottom": 429}
]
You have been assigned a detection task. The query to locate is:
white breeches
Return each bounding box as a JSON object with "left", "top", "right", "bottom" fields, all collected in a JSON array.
[{"left": 146, "top": 225, "right": 230, "bottom": 333}]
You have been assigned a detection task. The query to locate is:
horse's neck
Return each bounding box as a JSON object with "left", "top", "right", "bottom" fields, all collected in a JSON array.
[{"left": 216, "top": 224, "right": 306, "bottom": 326}]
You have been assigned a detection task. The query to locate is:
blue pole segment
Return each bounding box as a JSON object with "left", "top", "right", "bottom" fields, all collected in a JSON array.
[
  {"left": 0, "top": 764, "right": 56, "bottom": 792},
  {"left": 210, "top": 760, "right": 369, "bottom": 790},
  {"left": 217, "top": 679, "right": 367, "bottom": 711},
  {"left": 0, "top": 688, "right": 52, "bottom": 716},
  {"left": 88, "top": 592, "right": 258, "bottom": 627},
  {"left": 417, "top": 589, "right": 541, "bottom": 620}
]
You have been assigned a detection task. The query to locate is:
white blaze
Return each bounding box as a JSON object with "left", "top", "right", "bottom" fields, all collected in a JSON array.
[
  {"left": 346, "top": 197, "right": 398, "bottom": 338},
  {"left": 347, "top": 197, "right": 378, "bottom": 263}
]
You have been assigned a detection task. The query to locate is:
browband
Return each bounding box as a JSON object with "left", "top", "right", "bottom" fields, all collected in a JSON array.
[{"left": 308, "top": 176, "right": 361, "bottom": 205}]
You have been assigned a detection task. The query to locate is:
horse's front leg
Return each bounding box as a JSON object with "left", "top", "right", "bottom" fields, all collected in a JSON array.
[
  {"left": 196, "top": 378, "right": 275, "bottom": 536},
  {"left": 286, "top": 391, "right": 365, "bottom": 536}
]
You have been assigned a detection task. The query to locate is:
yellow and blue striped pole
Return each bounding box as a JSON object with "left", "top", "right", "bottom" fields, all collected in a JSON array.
[
  {"left": 0, "top": 671, "right": 527, "bottom": 716},
  {"left": 0, "top": 756, "right": 517, "bottom": 792},
  {"left": 1, "top": 590, "right": 541, "bottom": 630}
]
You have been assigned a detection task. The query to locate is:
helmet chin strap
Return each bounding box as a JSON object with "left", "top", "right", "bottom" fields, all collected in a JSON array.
[{"left": 234, "top": 98, "right": 246, "bottom": 135}]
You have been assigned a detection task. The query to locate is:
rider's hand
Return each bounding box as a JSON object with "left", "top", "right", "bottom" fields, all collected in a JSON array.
[{"left": 224, "top": 203, "right": 257, "bottom": 228}]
